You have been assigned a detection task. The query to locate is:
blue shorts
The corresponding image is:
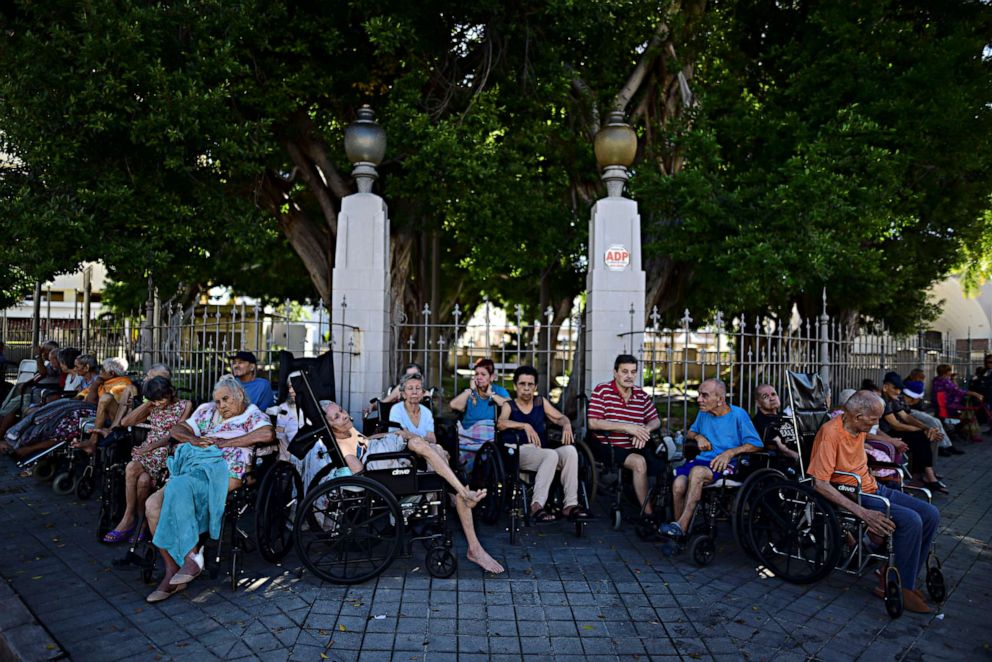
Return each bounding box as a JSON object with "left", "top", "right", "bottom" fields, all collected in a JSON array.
[{"left": 675, "top": 457, "right": 736, "bottom": 479}]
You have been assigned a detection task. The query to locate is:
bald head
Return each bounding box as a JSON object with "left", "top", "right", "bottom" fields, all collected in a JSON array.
[
  {"left": 842, "top": 389, "right": 884, "bottom": 434},
  {"left": 845, "top": 390, "right": 884, "bottom": 416},
  {"left": 698, "top": 378, "right": 728, "bottom": 413}
]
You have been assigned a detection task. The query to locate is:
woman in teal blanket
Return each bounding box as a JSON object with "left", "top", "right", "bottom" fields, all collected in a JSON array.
[{"left": 143, "top": 375, "right": 274, "bottom": 602}]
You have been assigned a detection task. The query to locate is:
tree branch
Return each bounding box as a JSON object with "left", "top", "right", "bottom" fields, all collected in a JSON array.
[
  {"left": 612, "top": 20, "right": 671, "bottom": 113},
  {"left": 283, "top": 140, "right": 339, "bottom": 240}
]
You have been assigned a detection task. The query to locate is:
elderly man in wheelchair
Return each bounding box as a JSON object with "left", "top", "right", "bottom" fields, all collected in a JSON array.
[
  {"left": 322, "top": 401, "right": 505, "bottom": 574},
  {"left": 808, "top": 390, "right": 940, "bottom": 614},
  {"left": 659, "top": 378, "right": 762, "bottom": 541}
]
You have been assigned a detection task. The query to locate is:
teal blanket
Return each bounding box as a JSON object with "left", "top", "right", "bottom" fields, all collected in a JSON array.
[{"left": 152, "top": 443, "right": 229, "bottom": 564}]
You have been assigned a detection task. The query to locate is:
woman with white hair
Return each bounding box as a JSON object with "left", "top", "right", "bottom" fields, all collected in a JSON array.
[{"left": 142, "top": 375, "right": 274, "bottom": 602}]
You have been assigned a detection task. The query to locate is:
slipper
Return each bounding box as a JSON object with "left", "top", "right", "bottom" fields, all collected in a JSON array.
[
  {"left": 564, "top": 505, "right": 591, "bottom": 521},
  {"left": 659, "top": 521, "right": 685, "bottom": 539},
  {"left": 530, "top": 507, "right": 558, "bottom": 523},
  {"left": 129, "top": 529, "right": 149, "bottom": 545},
  {"left": 102, "top": 527, "right": 135, "bottom": 544},
  {"left": 169, "top": 549, "right": 204, "bottom": 585},
  {"left": 146, "top": 582, "right": 187, "bottom": 603}
]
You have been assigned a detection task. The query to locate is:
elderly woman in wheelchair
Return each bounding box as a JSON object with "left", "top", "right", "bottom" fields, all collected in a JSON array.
[
  {"left": 101, "top": 376, "right": 192, "bottom": 543},
  {"left": 142, "top": 375, "right": 274, "bottom": 602},
  {"left": 496, "top": 365, "right": 588, "bottom": 526},
  {"left": 322, "top": 401, "right": 505, "bottom": 574}
]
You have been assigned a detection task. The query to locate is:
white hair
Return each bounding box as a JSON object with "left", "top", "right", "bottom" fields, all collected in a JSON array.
[
  {"left": 845, "top": 390, "right": 884, "bottom": 415},
  {"left": 102, "top": 357, "right": 129, "bottom": 377},
  {"left": 213, "top": 375, "right": 248, "bottom": 408}
]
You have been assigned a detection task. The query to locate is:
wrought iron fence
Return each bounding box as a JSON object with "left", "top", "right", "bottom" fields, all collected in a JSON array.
[
  {"left": 5, "top": 293, "right": 982, "bottom": 429},
  {"left": 391, "top": 297, "right": 582, "bottom": 409},
  {"left": 3, "top": 304, "right": 358, "bottom": 405},
  {"left": 396, "top": 295, "right": 980, "bottom": 431}
]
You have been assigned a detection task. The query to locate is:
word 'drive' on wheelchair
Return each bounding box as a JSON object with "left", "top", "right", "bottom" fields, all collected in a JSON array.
[
  {"left": 737, "top": 372, "right": 946, "bottom": 619},
  {"left": 289, "top": 371, "right": 458, "bottom": 584}
]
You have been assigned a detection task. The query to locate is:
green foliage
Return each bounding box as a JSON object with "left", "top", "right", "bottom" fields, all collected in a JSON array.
[
  {"left": 1, "top": 0, "right": 990, "bottom": 334},
  {"left": 633, "top": 0, "right": 992, "bottom": 331}
]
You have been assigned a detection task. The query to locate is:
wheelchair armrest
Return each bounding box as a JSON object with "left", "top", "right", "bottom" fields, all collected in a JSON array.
[
  {"left": 363, "top": 450, "right": 417, "bottom": 464},
  {"left": 866, "top": 460, "right": 902, "bottom": 470},
  {"left": 900, "top": 483, "right": 933, "bottom": 501},
  {"left": 858, "top": 490, "right": 892, "bottom": 513}
]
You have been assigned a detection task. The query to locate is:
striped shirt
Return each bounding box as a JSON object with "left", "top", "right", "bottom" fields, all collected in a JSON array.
[{"left": 588, "top": 381, "right": 659, "bottom": 448}]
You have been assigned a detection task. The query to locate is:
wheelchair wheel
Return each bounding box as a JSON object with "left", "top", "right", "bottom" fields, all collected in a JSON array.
[
  {"left": 884, "top": 565, "right": 903, "bottom": 618},
  {"left": 294, "top": 475, "right": 403, "bottom": 585},
  {"left": 254, "top": 461, "right": 304, "bottom": 563},
  {"left": 611, "top": 507, "right": 622, "bottom": 530},
  {"left": 926, "top": 566, "right": 946, "bottom": 603},
  {"left": 574, "top": 440, "right": 598, "bottom": 504},
  {"left": 746, "top": 481, "right": 842, "bottom": 585},
  {"left": 425, "top": 545, "right": 457, "bottom": 578},
  {"left": 34, "top": 456, "right": 58, "bottom": 482},
  {"left": 471, "top": 443, "right": 506, "bottom": 526},
  {"left": 689, "top": 535, "right": 716, "bottom": 567},
  {"left": 732, "top": 468, "right": 787, "bottom": 560},
  {"left": 75, "top": 474, "right": 96, "bottom": 500},
  {"left": 52, "top": 472, "right": 76, "bottom": 496}
]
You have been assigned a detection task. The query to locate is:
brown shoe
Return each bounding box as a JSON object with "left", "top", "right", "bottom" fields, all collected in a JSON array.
[{"left": 902, "top": 588, "right": 932, "bottom": 614}]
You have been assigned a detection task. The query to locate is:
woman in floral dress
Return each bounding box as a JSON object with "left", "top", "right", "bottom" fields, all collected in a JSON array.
[{"left": 102, "top": 377, "right": 191, "bottom": 543}]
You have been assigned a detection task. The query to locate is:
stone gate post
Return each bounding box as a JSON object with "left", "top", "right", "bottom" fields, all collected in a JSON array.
[
  {"left": 584, "top": 112, "right": 646, "bottom": 391},
  {"left": 332, "top": 106, "right": 391, "bottom": 422}
]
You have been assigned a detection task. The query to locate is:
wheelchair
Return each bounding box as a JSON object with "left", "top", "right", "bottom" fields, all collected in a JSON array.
[
  {"left": 95, "top": 425, "right": 149, "bottom": 542},
  {"left": 115, "top": 424, "right": 301, "bottom": 590},
  {"left": 495, "top": 425, "right": 595, "bottom": 543},
  {"left": 577, "top": 394, "right": 672, "bottom": 540},
  {"left": 290, "top": 371, "right": 457, "bottom": 585},
  {"left": 738, "top": 371, "right": 946, "bottom": 619},
  {"left": 645, "top": 435, "right": 774, "bottom": 566}
]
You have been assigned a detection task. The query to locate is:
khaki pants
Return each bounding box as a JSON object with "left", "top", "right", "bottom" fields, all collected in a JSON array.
[{"left": 518, "top": 444, "right": 579, "bottom": 509}]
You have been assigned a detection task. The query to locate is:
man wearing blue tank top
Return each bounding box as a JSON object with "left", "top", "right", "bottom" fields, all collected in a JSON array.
[{"left": 659, "top": 378, "right": 761, "bottom": 539}]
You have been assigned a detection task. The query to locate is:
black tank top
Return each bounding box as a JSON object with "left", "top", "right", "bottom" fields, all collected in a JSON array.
[{"left": 507, "top": 397, "right": 546, "bottom": 446}]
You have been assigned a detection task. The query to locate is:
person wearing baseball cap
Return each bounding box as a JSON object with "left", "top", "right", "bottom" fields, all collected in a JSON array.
[
  {"left": 229, "top": 351, "right": 274, "bottom": 411},
  {"left": 880, "top": 372, "right": 944, "bottom": 492}
]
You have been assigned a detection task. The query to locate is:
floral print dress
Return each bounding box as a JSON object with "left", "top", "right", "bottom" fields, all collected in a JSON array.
[
  {"left": 131, "top": 400, "right": 190, "bottom": 482},
  {"left": 186, "top": 402, "right": 272, "bottom": 480}
]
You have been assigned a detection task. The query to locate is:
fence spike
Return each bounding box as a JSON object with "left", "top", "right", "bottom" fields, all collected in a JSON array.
[
  {"left": 649, "top": 306, "right": 660, "bottom": 329},
  {"left": 681, "top": 309, "right": 693, "bottom": 328}
]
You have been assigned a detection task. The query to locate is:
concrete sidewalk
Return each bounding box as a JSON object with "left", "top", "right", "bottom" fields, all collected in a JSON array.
[{"left": 0, "top": 439, "right": 989, "bottom": 661}]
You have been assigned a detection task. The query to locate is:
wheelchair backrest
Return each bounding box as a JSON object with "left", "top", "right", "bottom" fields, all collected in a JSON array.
[
  {"left": 785, "top": 371, "right": 830, "bottom": 479},
  {"left": 16, "top": 359, "right": 37, "bottom": 385},
  {"left": 288, "top": 369, "right": 346, "bottom": 467}
]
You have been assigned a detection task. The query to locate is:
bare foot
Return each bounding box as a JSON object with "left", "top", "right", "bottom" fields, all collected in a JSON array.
[
  {"left": 467, "top": 547, "right": 504, "bottom": 574},
  {"left": 460, "top": 489, "right": 487, "bottom": 509},
  {"left": 0, "top": 441, "right": 11, "bottom": 454}
]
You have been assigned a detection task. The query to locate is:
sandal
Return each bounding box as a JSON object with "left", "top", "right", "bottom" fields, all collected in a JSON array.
[
  {"left": 564, "top": 505, "right": 591, "bottom": 521},
  {"left": 530, "top": 507, "right": 558, "bottom": 523},
  {"left": 102, "top": 526, "right": 136, "bottom": 544}
]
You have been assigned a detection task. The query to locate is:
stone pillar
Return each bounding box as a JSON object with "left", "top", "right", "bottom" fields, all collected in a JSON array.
[
  {"left": 585, "top": 112, "right": 646, "bottom": 392},
  {"left": 332, "top": 106, "right": 391, "bottom": 422}
]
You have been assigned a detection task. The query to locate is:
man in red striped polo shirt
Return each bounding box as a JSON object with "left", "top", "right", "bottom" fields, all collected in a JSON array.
[{"left": 588, "top": 354, "right": 662, "bottom": 516}]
